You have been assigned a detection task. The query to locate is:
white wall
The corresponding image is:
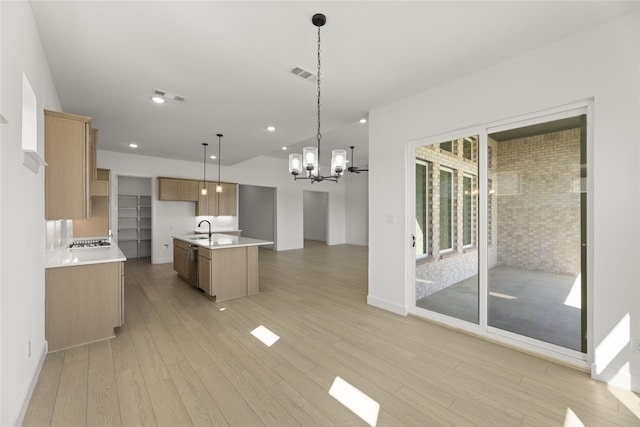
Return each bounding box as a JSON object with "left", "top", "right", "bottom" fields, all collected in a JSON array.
[
  {"left": 368, "top": 10, "right": 640, "bottom": 391},
  {"left": 345, "top": 171, "right": 369, "bottom": 246},
  {"left": 98, "top": 151, "right": 347, "bottom": 263},
  {"left": 303, "top": 190, "right": 328, "bottom": 241},
  {"left": 0, "top": 2, "right": 61, "bottom": 425}
]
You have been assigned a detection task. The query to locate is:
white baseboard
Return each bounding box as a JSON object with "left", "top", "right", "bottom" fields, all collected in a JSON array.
[
  {"left": 367, "top": 295, "right": 407, "bottom": 316},
  {"left": 13, "top": 340, "right": 47, "bottom": 427}
]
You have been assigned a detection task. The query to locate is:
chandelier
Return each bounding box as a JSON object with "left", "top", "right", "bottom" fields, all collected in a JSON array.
[{"left": 288, "top": 13, "right": 347, "bottom": 183}]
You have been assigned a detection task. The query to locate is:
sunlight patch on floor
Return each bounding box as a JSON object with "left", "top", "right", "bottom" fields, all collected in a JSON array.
[
  {"left": 251, "top": 325, "right": 280, "bottom": 347},
  {"left": 489, "top": 291, "right": 517, "bottom": 300},
  {"left": 329, "top": 376, "right": 380, "bottom": 426},
  {"left": 608, "top": 383, "right": 640, "bottom": 419},
  {"left": 563, "top": 407, "right": 586, "bottom": 426}
]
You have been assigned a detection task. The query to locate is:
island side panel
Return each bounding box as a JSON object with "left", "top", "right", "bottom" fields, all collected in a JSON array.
[
  {"left": 212, "top": 247, "right": 248, "bottom": 301},
  {"left": 45, "top": 262, "right": 121, "bottom": 352},
  {"left": 247, "top": 246, "right": 259, "bottom": 296}
]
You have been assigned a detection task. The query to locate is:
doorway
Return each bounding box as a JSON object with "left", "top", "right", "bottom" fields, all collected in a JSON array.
[
  {"left": 303, "top": 190, "right": 328, "bottom": 245},
  {"left": 116, "top": 176, "right": 152, "bottom": 261},
  {"left": 410, "top": 108, "right": 588, "bottom": 357},
  {"left": 238, "top": 184, "right": 276, "bottom": 250}
]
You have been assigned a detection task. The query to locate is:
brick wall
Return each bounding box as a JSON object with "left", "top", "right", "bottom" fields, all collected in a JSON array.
[
  {"left": 415, "top": 129, "right": 581, "bottom": 301},
  {"left": 496, "top": 129, "right": 581, "bottom": 275},
  {"left": 415, "top": 138, "right": 484, "bottom": 299}
]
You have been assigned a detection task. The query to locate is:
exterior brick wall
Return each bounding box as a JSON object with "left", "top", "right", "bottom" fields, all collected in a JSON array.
[
  {"left": 414, "top": 129, "right": 579, "bottom": 301},
  {"left": 415, "top": 138, "right": 482, "bottom": 299},
  {"left": 496, "top": 128, "right": 581, "bottom": 275}
]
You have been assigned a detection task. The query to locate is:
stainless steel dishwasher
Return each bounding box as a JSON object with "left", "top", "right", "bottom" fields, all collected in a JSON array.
[{"left": 188, "top": 244, "right": 198, "bottom": 287}]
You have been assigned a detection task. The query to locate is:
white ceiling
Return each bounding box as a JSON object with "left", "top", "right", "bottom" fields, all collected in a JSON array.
[{"left": 29, "top": 1, "right": 636, "bottom": 166}]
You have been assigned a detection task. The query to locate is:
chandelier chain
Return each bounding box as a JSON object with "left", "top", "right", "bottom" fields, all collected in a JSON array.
[{"left": 316, "top": 24, "right": 322, "bottom": 156}]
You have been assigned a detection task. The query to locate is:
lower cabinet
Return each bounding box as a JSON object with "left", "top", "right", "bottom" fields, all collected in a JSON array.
[
  {"left": 196, "top": 246, "right": 259, "bottom": 301},
  {"left": 173, "top": 239, "right": 189, "bottom": 280},
  {"left": 45, "top": 261, "right": 124, "bottom": 352},
  {"left": 198, "top": 253, "right": 212, "bottom": 295}
]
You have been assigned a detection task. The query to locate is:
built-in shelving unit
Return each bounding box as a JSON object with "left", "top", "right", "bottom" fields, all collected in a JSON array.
[
  {"left": 117, "top": 176, "right": 152, "bottom": 259},
  {"left": 117, "top": 193, "right": 152, "bottom": 259}
]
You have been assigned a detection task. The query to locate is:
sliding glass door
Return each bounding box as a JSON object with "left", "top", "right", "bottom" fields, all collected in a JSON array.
[
  {"left": 487, "top": 115, "right": 587, "bottom": 352},
  {"left": 411, "top": 112, "right": 587, "bottom": 355},
  {"left": 414, "top": 136, "right": 479, "bottom": 324}
]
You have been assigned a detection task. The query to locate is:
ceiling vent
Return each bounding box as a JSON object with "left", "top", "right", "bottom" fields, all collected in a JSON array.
[
  {"left": 290, "top": 66, "right": 317, "bottom": 82},
  {"left": 153, "top": 89, "right": 185, "bottom": 102}
]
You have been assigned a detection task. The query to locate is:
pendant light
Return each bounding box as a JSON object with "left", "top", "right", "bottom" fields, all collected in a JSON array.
[
  {"left": 216, "top": 133, "right": 223, "bottom": 193},
  {"left": 288, "top": 13, "right": 347, "bottom": 183},
  {"left": 201, "top": 142, "right": 208, "bottom": 195}
]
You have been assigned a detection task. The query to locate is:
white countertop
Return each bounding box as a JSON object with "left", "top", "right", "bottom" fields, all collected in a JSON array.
[
  {"left": 173, "top": 234, "right": 273, "bottom": 250},
  {"left": 46, "top": 245, "right": 126, "bottom": 269}
]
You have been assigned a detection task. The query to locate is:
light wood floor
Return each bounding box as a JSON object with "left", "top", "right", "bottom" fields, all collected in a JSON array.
[{"left": 24, "top": 241, "right": 640, "bottom": 426}]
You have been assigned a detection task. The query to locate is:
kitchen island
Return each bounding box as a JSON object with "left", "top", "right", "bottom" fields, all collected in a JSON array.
[{"left": 172, "top": 234, "right": 273, "bottom": 301}]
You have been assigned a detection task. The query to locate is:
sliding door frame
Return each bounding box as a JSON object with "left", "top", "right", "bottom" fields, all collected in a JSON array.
[{"left": 406, "top": 100, "right": 594, "bottom": 368}]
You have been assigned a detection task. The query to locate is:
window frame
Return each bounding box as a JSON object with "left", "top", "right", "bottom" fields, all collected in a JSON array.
[
  {"left": 462, "top": 173, "right": 475, "bottom": 249},
  {"left": 415, "top": 160, "right": 429, "bottom": 260},
  {"left": 439, "top": 166, "right": 454, "bottom": 254}
]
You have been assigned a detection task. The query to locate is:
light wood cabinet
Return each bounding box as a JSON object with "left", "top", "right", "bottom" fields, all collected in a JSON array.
[
  {"left": 173, "top": 239, "right": 190, "bottom": 280},
  {"left": 196, "top": 245, "right": 258, "bottom": 301},
  {"left": 158, "top": 177, "right": 201, "bottom": 201},
  {"left": 74, "top": 168, "right": 110, "bottom": 238},
  {"left": 45, "top": 109, "right": 92, "bottom": 220},
  {"left": 219, "top": 182, "right": 237, "bottom": 216},
  {"left": 158, "top": 177, "right": 180, "bottom": 200},
  {"left": 89, "top": 129, "right": 109, "bottom": 197},
  {"left": 45, "top": 261, "right": 123, "bottom": 352},
  {"left": 196, "top": 182, "right": 237, "bottom": 216},
  {"left": 180, "top": 180, "right": 199, "bottom": 201},
  {"left": 198, "top": 253, "right": 212, "bottom": 295}
]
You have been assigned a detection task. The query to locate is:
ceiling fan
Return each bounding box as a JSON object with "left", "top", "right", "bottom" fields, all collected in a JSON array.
[{"left": 347, "top": 146, "right": 368, "bottom": 174}]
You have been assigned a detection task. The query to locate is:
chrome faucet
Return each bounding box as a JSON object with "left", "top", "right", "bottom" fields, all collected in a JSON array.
[{"left": 198, "top": 220, "right": 212, "bottom": 239}]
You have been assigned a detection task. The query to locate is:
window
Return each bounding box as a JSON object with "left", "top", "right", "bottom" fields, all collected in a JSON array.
[
  {"left": 440, "top": 141, "right": 453, "bottom": 153},
  {"left": 439, "top": 168, "right": 453, "bottom": 253},
  {"left": 463, "top": 137, "right": 476, "bottom": 162},
  {"left": 416, "top": 160, "right": 429, "bottom": 258},
  {"left": 463, "top": 174, "right": 474, "bottom": 247}
]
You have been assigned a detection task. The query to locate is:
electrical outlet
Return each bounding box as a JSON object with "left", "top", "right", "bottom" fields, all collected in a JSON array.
[{"left": 163, "top": 243, "right": 169, "bottom": 249}]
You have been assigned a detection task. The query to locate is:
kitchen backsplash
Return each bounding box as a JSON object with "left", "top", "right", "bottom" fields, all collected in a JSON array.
[
  {"left": 193, "top": 215, "right": 237, "bottom": 233},
  {"left": 45, "top": 219, "right": 73, "bottom": 249}
]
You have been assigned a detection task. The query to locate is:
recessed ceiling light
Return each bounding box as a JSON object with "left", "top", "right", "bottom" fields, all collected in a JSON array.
[
  {"left": 281, "top": 147, "right": 287, "bottom": 150},
  {"left": 210, "top": 155, "right": 216, "bottom": 159},
  {"left": 267, "top": 126, "right": 276, "bottom": 132},
  {"left": 129, "top": 143, "right": 138, "bottom": 148},
  {"left": 359, "top": 118, "right": 367, "bottom": 124},
  {"left": 151, "top": 96, "right": 165, "bottom": 104}
]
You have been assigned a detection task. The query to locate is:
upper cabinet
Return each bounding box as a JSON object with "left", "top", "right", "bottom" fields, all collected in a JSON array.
[
  {"left": 158, "top": 177, "right": 199, "bottom": 201},
  {"left": 197, "top": 182, "right": 237, "bottom": 216},
  {"left": 45, "top": 110, "right": 92, "bottom": 220},
  {"left": 158, "top": 177, "right": 237, "bottom": 216},
  {"left": 219, "top": 182, "right": 237, "bottom": 216},
  {"left": 89, "top": 128, "right": 108, "bottom": 197}
]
